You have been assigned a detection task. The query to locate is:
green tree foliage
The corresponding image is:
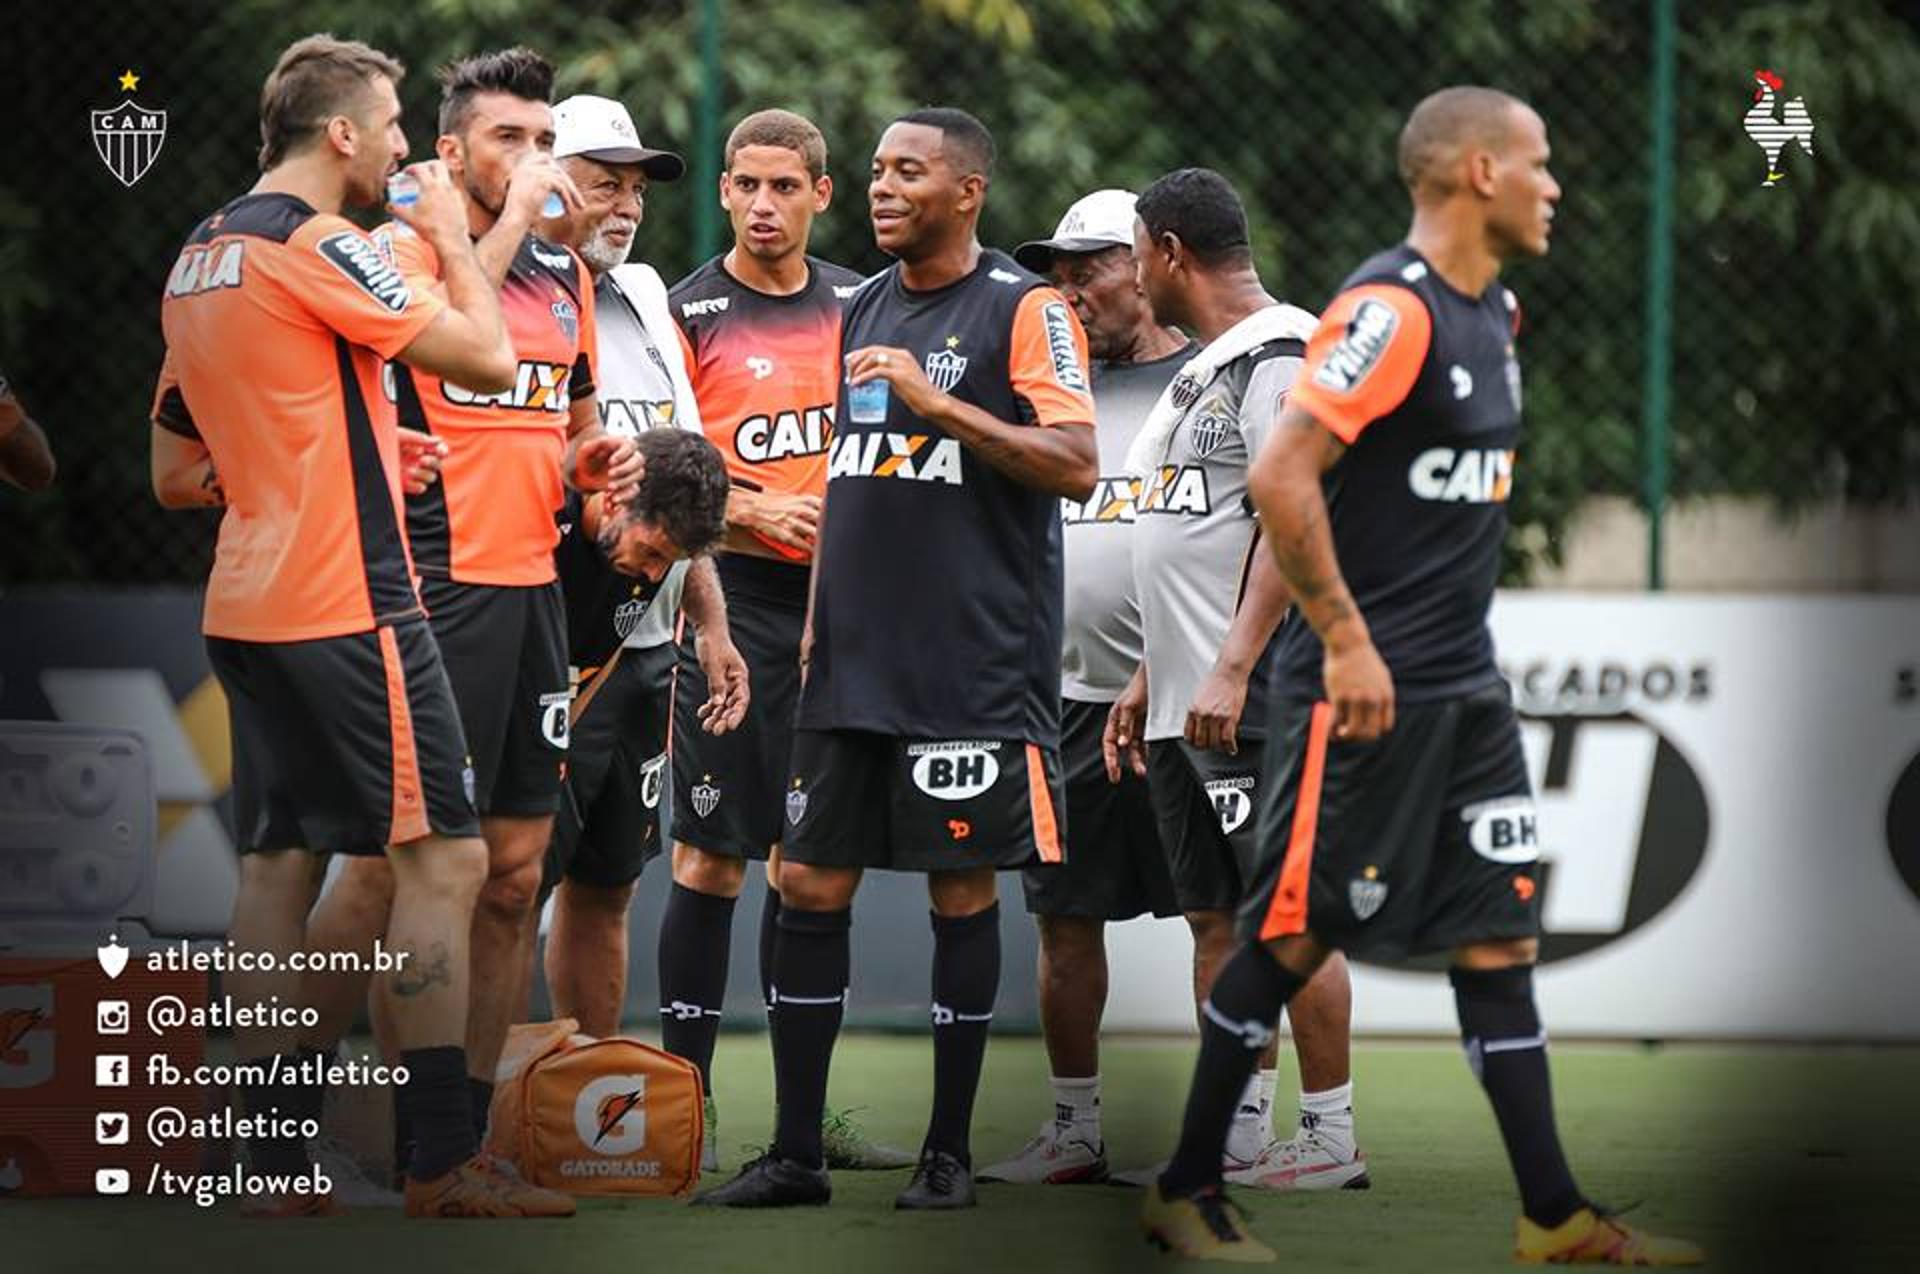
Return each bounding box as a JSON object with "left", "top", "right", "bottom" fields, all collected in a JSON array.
[{"left": 3, "top": 0, "right": 1913, "bottom": 584}]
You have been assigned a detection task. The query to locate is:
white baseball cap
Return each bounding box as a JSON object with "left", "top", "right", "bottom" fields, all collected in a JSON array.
[
  {"left": 1014, "top": 188, "right": 1138, "bottom": 272},
  {"left": 552, "top": 94, "right": 686, "bottom": 180}
]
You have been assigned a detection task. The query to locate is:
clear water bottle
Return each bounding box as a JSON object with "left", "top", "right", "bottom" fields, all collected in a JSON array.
[
  {"left": 387, "top": 171, "right": 421, "bottom": 208},
  {"left": 542, "top": 191, "right": 564, "bottom": 218}
]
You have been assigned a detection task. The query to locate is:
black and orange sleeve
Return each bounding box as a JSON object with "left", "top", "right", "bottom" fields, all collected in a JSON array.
[
  {"left": 674, "top": 322, "right": 700, "bottom": 396},
  {"left": 1288, "top": 285, "right": 1432, "bottom": 444},
  {"left": 149, "top": 348, "right": 198, "bottom": 440},
  {"left": 280, "top": 216, "right": 445, "bottom": 359},
  {"left": 1006, "top": 287, "right": 1094, "bottom": 428}
]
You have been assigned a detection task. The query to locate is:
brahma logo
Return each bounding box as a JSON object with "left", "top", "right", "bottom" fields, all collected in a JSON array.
[
  {"left": 737, "top": 406, "right": 832, "bottom": 463},
  {"left": 1311, "top": 297, "right": 1397, "bottom": 393},
  {"left": 1408, "top": 447, "right": 1514, "bottom": 504},
  {"left": 574, "top": 1073, "right": 647, "bottom": 1155},
  {"left": 445, "top": 361, "right": 573, "bottom": 413},
  {"left": 1040, "top": 301, "right": 1088, "bottom": 392},
  {"left": 827, "top": 432, "right": 964, "bottom": 485},
  {"left": 909, "top": 741, "right": 1002, "bottom": 801},
  {"left": 1061, "top": 475, "right": 1144, "bottom": 526},
  {"left": 316, "top": 231, "right": 411, "bottom": 312}
]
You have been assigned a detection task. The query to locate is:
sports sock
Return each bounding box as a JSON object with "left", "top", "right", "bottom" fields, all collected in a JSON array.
[
  {"left": 467, "top": 1076, "right": 493, "bottom": 1141},
  {"left": 391, "top": 1088, "right": 414, "bottom": 1181},
  {"left": 769, "top": 905, "right": 850, "bottom": 1168},
  {"left": 758, "top": 888, "right": 782, "bottom": 1012},
  {"left": 657, "top": 882, "right": 736, "bottom": 1089},
  {"left": 399, "top": 1045, "right": 477, "bottom": 1182},
  {"left": 1159, "top": 943, "right": 1304, "bottom": 1197},
  {"left": 1299, "top": 1081, "right": 1356, "bottom": 1157},
  {"left": 1450, "top": 964, "right": 1584, "bottom": 1228},
  {"left": 1050, "top": 1073, "right": 1101, "bottom": 1139},
  {"left": 240, "top": 1052, "right": 310, "bottom": 1177},
  {"left": 1225, "top": 1071, "right": 1270, "bottom": 1162},
  {"left": 923, "top": 904, "right": 1000, "bottom": 1165}
]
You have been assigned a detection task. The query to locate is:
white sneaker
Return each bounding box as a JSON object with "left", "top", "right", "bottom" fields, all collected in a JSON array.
[
  {"left": 307, "top": 1135, "right": 401, "bottom": 1208},
  {"left": 1223, "top": 1128, "right": 1369, "bottom": 1192},
  {"left": 976, "top": 1120, "right": 1108, "bottom": 1184}
]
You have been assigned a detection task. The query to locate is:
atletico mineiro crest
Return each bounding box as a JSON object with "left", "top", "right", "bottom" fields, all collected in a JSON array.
[
  {"left": 93, "top": 99, "right": 166, "bottom": 188},
  {"left": 924, "top": 347, "right": 968, "bottom": 393}
]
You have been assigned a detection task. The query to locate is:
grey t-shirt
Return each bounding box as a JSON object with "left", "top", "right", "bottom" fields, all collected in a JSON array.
[
  {"left": 1132, "top": 341, "right": 1304, "bottom": 741},
  {"left": 594, "top": 271, "right": 690, "bottom": 649},
  {"left": 1060, "top": 344, "right": 1193, "bottom": 702}
]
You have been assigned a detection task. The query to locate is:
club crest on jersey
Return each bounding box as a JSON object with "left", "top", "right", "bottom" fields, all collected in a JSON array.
[
  {"left": 1185, "top": 398, "right": 1233, "bottom": 458},
  {"left": 613, "top": 593, "right": 651, "bottom": 640},
  {"left": 690, "top": 779, "right": 721, "bottom": 819},
  {"left": 316, "top": 231, "right": 412, "bottom": 312},
  {"left": 551, "top": 297, "right": 578, "bottom": 343},
  {"left": 1169, "top": 371, "right": 1203, "bottom": 410},
  {"left": 1312, "top": 297, "right": 1398, "bottom": 394},
  {"left": 785, "top": 783, "right": 808, "bottom": 825},
  {"left": 92, "top": 93, "right": 166, "bottom": 188},
  {"left": 924, "top": 341, "right": 969, "bottom": 393},
  {"left": 827, "top": 431, "right": 964, "bottom": 485},
  {"left": 1040, "top": 301, "right": 1089, "bottom": 392}
]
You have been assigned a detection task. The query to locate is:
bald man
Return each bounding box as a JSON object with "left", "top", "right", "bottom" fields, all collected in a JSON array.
[{"left": 1140, "top": 87, "right": 1704, "bottom": 1267}]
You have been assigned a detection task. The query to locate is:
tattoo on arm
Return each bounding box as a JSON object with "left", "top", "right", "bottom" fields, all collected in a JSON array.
[{"left": 390, "top": 942, "right": 452, "bottom": 997}]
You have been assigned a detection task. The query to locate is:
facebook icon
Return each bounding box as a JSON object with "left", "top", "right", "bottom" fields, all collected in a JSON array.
[{"left": 95, "top": 1055, "right": 129, "bottom": 1087}]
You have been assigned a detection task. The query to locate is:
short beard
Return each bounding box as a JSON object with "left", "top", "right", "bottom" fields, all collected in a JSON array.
[{"left": 579, "top": 221, "right": 636, "bottom": 273}]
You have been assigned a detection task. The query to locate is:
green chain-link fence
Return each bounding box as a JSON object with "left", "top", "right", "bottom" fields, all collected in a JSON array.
[{"left": 3, "top": 0, "right": 1914, "bottom": 586}]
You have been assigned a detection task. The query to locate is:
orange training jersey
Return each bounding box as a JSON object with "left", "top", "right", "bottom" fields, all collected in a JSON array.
[
  {"left": 386, "top": 229, "right": 597, "bottom": 586},
  {"left": 152, "top": 193, "right": 445, "bottom": 642},
  {"left": 669, "top": 254, "right": 865, "bottom": 561}
]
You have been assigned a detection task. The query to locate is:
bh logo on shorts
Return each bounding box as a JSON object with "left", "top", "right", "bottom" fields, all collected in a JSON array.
[
  {"left": 540, "top": 692, "right": 571, "bottom": 749},
  {"left": 1461, "top": 795, "right": 1541, "bottom": 864},
  {"left": 909, "top": 741, "right": 1002, "bottom": 802},
  {"left": 1205, "top": 775, "right": 1256, "bottom": 835},
  {"left": 575, "top": 1073, "right": 647, "bottom": 1154}
]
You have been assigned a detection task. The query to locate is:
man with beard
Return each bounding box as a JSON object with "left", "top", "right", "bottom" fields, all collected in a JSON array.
[{"left": 535, "top": 94, "right": 749, "bottom": 1045}]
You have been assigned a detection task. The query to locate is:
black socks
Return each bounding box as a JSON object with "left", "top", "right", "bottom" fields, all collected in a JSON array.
[
  {"left": 924, "top": 905, "right": 1001, "bottom": 1164},
  {"left": 240, "top": 1052, "right": 311, "bottom": 1177},
  {"left": 1450, "top": 964, "right": 1584, "bottom": 1228},
  {"left": 1159, "top": 942, "right": 1304, "bottom": 1197},
  {"left": 657, "top": 882, "right": 737, "bottom": 1089},
  {"left": 768, "top": 905, "right": 851, "bottom": 1167},
  {"left": 399, "top": 1045, "right": 477, "bottom": 1182}
]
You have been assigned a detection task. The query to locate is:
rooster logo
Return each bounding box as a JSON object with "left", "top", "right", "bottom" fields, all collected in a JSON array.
[{"left": 1744, "top": 69, "right": 1814, "bottom": 187}]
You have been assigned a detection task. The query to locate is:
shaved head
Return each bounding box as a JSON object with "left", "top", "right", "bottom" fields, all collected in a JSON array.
[{"left": 1397, "top": 86, "right": 1529, "bottom": 195}]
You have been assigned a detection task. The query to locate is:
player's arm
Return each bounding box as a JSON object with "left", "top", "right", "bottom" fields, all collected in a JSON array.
[
  {"left": 150, "top": 425, "right": 222, "bottom": 508},
  {"left": 0, "top": 380, "right": 55, "bottom": 492},
  {"left": 844, "top": 288, "right": 1097, "bottom": 499},
  {"left": 385, "top": 162, "right": 516, "bottom": 392},
  {"left": 1103, "top": 660, "right": 1149, "bottom": 782},
  {"left": 683, "top": 557, "right": 750, "bottom": 735},
  {"left": 1247, "top": 285, "right": 1430, "bottom": 742},
  {"left": 562, "top": 398, "right": 642, "bottom": 498},
  {"left": 1187, "top": 540, "right": 1293, "bottom": 755},
  {"left": 724, "top": 484, "right": 821, "bottom": 556}
]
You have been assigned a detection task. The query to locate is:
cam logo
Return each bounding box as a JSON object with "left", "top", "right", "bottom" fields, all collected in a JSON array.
[
  {"left": 1061, "top": 475, "right": 1144, "bottom": 526},
  {"left": 539, "top": 692, "right": 570, "bottom": 749},
  {"left": 909, "top": 741, "right": 1002, "bottom": 802},
  {"left": 690, "top": 779, "right": 721, "bottom": 818},
  {"left": 737, "top": 405, "right": 832, "bottom": 463},
  {"left": 575, "top": 1073, "right": 647, "bottom": 1155},
  {"left": 1204, "top": 775, "right": 1255, "bottom": 834},
  {"left": 827, "top": 432, "right": 964, "bottom": 485},
  {"left": 0, "top": 987, "right": 54, "bottom": 1090},
  {"left": 1138, "top": 464, "right": 1211, "bottom": 516},
  {"left": 165, "top": 242, "right": 245, "bottom": 298},
  {"left": 1311, "top": 297, "right": 1398, "bottom": 394},
  {"left": 1185, "top": 398, "right": 1233, "bottom": 459},
  {"left": 925, "top": 345, "right": 969, "bottom": 393},
  {"left": 445, "top": 360, "right": 573, "bottom": 413},
  {"left": 1040, "top": 301, "right": 1089, "bottom": 392},
  {"left": 1408, "top": 447, "right": 1515, "bottom": 504},
  {"left": 92, "top": 74, "right": 165, "bottom": 187},
  {"left": 316, "top": 231, "right": 412, "bottom": 313}
]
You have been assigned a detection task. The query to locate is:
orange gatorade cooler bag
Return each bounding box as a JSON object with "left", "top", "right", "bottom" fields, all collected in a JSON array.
[{"left": 485, "top": 1019, "right": 704, "bottom": 1197}]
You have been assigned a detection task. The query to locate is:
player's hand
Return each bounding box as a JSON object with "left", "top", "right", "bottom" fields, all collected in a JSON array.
[
  {"left": 697, "top": 632, "right": 751, "bottom": 735},
  {"left": 797, "top": 621, "right": 813, "bottom": 688},
  {"left": 389, "top": 161, "right": 467, "bottom": 251},
  {"left": 502, "top": 151, "right": 584, "bottom": 228},
  {"left": 397, "top": 427, "right": 447, "bottom": 495},
  {"left": 1103, "top": 666, "right": 1149, "bottom": 783},
  {"left": 1323, "top": 624, "right": 1394, "bottom": 742},
  {"left": 743, "top": 491, "right": 822, "bottom": 553},
  {"left": 573, "top": 434, "right": 642, "bottom": 499},
  {"left": 845, "top": 346, "right": 944, "bottom": 417},
  {"left": 1185, "top": 667, "right": 1249, "bottom": 755}
]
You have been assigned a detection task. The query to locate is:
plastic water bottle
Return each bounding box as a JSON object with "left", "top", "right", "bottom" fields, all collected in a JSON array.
[
  {"left": 386, "top": 171, "right": 421, "bottom": 208},
  {"left": 542, "top": 191, "right": 564, "bottom": 218}
]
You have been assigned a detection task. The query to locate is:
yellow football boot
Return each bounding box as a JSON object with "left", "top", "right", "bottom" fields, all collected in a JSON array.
[
  {"left": 1516, "top": 1206, "right": 1705, "bottom": 1265},
  {"left": 1141, "top": 1184, "right": 1277, "bottom": 1263}
]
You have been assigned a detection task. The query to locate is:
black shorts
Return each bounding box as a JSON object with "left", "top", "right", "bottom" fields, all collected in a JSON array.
[
  {"left": 543, "top": 641, "right": 676, "bottom": 895},
  {"left": 419, "top": 576, "right": 569, "bottom": 817},
  {"left": 1242, "top": 684, "right": 1543, "bottom": 960},
  {"left": 672, "top": 555, "right": 808, "bottom": 861},
  {"left": 208, "top": 619, "right": 479, "bottom": 855},
  {"left": 1147, "top": 737, "right": 1267, "bottom": 913},
  {"left": 1023, "top": 700, "right": 1179, "bottom": 920},
  {"left": 782, "top": 729, "right": 1065, "bottom": 873}
]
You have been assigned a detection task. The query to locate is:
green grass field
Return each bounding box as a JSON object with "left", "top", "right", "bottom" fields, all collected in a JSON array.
[{"left": 8, "top": 1034, "right": 1917, "bottom": 1273}]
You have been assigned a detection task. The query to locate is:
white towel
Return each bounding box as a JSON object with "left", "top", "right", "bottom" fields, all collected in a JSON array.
[
  {"left": 1123, "top": 302, "right": 1319, "bottom": 480},
  {"left": 606, "top": 262, "right": 704, "bottom": 435}
]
